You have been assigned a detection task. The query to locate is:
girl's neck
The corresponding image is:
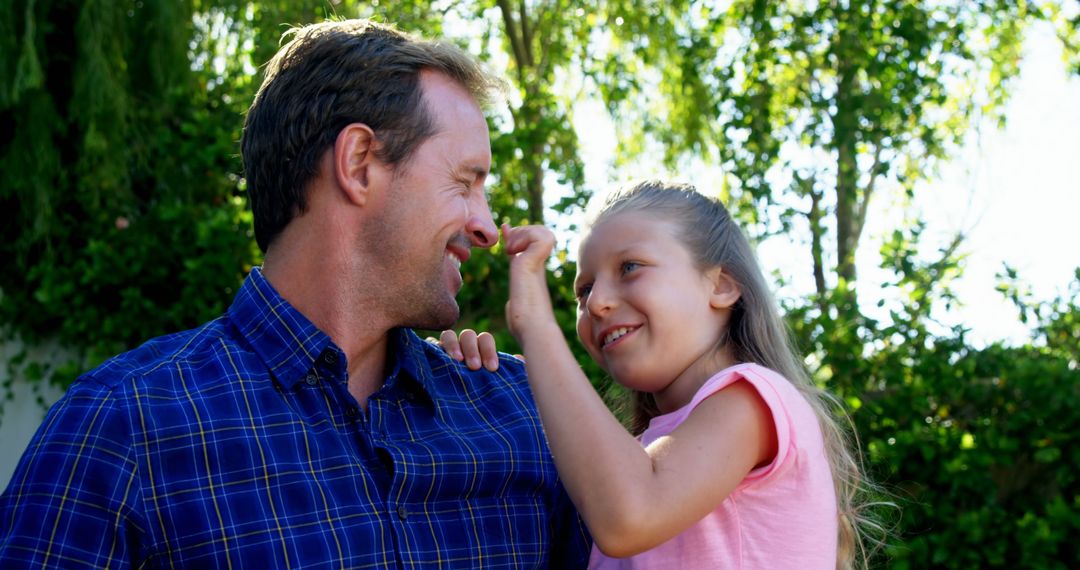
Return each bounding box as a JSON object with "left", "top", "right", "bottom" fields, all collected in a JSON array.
[{"left": 651, "top": 345, "right": 739, "bottom": 414}]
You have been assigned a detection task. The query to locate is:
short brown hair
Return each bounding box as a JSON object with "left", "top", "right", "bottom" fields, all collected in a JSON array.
[{"left": 241, "top": 19, "right": 504, "bottom": 252}]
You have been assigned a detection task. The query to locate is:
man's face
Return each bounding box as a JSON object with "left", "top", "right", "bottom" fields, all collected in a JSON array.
[{"left": 362, "top": 71, "right": 498, "bottom": 331}]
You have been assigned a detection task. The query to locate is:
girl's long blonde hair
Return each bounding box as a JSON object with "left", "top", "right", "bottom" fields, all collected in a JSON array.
[{"left": 587, "top": 180, "right": 889, "bottom": 569}]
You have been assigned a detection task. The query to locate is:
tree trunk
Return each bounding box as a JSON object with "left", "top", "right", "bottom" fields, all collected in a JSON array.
[
  {"left": 525, "top": 143, "right": 545, "bottom": 224},
  {"left": 498, "top": 0, "right": 545, "bottom": 223},
  {"left": 808, "top": 184, "right": 827, "bottom": 299},
  {"left": 833, "top": 25, "right": 860, "bottom": 287}
]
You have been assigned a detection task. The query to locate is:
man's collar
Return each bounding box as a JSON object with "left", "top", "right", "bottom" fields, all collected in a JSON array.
[
  {"left": 227, "top": 267, "right": 333, "bottom": 389},
  {"left": 228, "top": 268, "right": 447, "bottom": 400},
  {"left": 386, "top": 328, "right": 441, "bottom": 403}
]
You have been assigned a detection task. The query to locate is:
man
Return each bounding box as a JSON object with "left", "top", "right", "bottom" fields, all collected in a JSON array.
[{"left": 0, "top": 19, "right": 589, "bottom": 568}]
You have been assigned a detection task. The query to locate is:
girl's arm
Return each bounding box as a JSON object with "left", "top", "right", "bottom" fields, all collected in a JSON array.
[{"left": 503, "top": 224, "right": 777, "bottom": 558}]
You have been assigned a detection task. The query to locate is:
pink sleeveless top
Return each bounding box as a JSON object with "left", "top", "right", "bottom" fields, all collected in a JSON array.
[{"left": 588, "top": 363, "right": 838, "bottom": 569}]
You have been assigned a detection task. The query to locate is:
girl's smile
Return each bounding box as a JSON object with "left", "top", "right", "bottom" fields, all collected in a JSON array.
[{"left": 598, "top": 324, "right": 641, "bottom": 350}]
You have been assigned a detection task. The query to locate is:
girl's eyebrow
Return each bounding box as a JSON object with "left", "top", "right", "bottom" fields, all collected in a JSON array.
[{"left": 607, "top": 243, "right": 651, "bottom": 259}]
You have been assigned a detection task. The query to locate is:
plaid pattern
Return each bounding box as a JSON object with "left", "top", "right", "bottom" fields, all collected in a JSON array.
[{"left": 0, "top": 268, "right": 589, "bottom": 568}]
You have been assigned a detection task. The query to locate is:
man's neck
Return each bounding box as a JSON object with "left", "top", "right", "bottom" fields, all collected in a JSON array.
[
  {"left": 262, "top": 246, "right": 395, "bottom": 410},
  {"left": 343, "top": 333, "right": 390, "bottom": 411}
]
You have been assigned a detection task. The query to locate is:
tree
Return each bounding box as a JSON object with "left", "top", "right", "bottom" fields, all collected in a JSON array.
[
  {"left": 0, "top": 0, "right": 604, "bottom": 394},
  {"left": 3, "top": 2, "right": 1079, "bottom": 565},
  {"left": 0, "top": 0, "right": 271, "bottom": 395},
  {"left": 5, "top": 0, "right": 1074, "bottom": 408},
  {"left": 0, "top": 0, "right": 432, "bottom": 364},
  {"left": 1050, "top": 0, "right": 1080, "bottom": 75},
  {"left": 591, "top": 1, "right": 1063, "bottom": 296}
]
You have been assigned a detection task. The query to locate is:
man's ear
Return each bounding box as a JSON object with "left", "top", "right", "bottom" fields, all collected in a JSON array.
[
  {"left": 334, "top": 123, "right": 384, "bottom": 207},
  {"left": 706, "top": 267, "right": 742, "bottom": 310}
]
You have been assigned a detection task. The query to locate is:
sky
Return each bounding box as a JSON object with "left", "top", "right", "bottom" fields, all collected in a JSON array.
[{"left": 569, "top": 21, "right": 1080, "bottom": 348}]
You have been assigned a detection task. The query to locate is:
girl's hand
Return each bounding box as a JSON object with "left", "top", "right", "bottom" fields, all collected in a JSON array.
[
  {"left": 502, "top": 223, "right": 559, "bottom": 342},
  {"left": 428, "top": 329, "right": 500, "bottom": 371}
]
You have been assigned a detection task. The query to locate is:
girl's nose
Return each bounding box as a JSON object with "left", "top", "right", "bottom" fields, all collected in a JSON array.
[{"left": 585, "top": 281, "right": 615, "bottom": 317}]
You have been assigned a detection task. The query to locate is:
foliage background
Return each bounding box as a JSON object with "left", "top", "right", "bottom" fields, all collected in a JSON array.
[{"left": 1, "top": 1, "right": 1078, "bottom": 567}]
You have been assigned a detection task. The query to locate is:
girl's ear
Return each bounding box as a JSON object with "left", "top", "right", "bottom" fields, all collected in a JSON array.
[
  {"left": 706, "top": 267, "right": 742, "bottom": 310},
  {"left": 334, "top": 123, "right": 387, "bottom": 207}
]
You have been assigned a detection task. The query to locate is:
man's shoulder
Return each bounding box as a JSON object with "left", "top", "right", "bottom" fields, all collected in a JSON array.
[
  {"left": 418, "top": 337, "right": 526, "bottom": 380},
  {"left": 79, "top": 315, "right": 238, "bottom": 392},
  {"left": 408, "top": 333, "right": 528, "bottom": 396},
  {"left": 491, "top": 352, "right": 528, "bottom": 383},
  {"left": 454, "top": 351, "right": 528, "bottom": 387}
]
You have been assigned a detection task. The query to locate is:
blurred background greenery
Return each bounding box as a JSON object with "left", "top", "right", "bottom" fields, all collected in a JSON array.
[{"left": 1, "top": 1, "right": 1078, "bottom": 567}]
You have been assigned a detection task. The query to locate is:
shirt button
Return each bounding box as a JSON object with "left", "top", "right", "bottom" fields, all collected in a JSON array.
[
  {"left": 305, "top": 373, "right": 318, "bottom": 386},
  {"left": 323, "top": 351, "right": 337, "bottom": 365},
  {"left": 397, "top": 505, "right": 409, "bottom": 520},
  {"left": 346, "top": 406, "right": 360, "bottom": 419}
]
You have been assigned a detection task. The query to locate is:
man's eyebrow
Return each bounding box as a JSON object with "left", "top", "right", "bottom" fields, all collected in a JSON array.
[{"left": 460, "top": 165, "right": 489, "bottom": 181}]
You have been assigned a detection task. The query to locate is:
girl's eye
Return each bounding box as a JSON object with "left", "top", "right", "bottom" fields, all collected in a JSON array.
[
  {"left": 575, "top": 283, "right": 592, "bottom": 301},
  {"left": 620, "top": 261, "right": 641, "bottom": 275}
]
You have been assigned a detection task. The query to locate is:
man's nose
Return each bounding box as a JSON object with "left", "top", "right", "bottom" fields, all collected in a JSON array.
[{"left": 466, "top": 197, "right": 498, "bottom": 248}]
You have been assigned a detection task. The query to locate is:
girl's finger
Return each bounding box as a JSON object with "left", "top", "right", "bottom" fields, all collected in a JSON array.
[
  {"left": 439, "top": 329, "right": 464, "bottom": 361},
  {"left": 503, "top": 225, "right": 555, "bottom": 260},
  {"left": 457, "top": 328, "right": 483, "bottom": 370},
  {"left": 477, "top": 332, "right": 499, "bottom": 371}
]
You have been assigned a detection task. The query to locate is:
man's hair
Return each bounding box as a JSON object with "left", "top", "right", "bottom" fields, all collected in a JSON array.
[{"left": 241, "top": 19, "right": 504, "bottom": 252}]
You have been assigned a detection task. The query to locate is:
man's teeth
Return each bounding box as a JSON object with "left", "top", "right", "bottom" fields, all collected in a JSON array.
[
  {"left": 446, "top": 252, "right": 462, "bottom": 269},
  {"left": 603, "top": 327, "right": 633, "bottom": 346}
]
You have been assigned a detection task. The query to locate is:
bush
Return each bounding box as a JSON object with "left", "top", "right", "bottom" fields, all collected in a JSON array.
[
  {"left": 859, "top": 341, "right": 1078, "bottom": 568},
  {"left": 0, "top": 1, "right": 260, "bottom": 399}
]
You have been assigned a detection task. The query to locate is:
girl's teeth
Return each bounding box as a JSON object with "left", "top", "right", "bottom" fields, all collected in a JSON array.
[{"left": 604, "top": 327, "right": 631, "bottom": 346}]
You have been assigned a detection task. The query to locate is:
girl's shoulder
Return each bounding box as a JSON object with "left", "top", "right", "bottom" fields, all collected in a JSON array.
[
  {"left": 645, "top": 363, "right": 779, "bottom": 432},
  {"left": 702, "top": 364, "right": 830, "bottom": 486},
  {"left": 700, "top": 362, "right": 819, "bottom": 426},
  {"left": 692, "top": 362, "right": 797, "bottom": 409},
  {"left": 646, "top": 362, "right": 822, "bottom": 457}
]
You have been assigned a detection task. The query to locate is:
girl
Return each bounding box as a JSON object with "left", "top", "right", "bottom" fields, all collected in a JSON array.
[{"left": 449, "top": 180, "right": 879, "bottom": 568}]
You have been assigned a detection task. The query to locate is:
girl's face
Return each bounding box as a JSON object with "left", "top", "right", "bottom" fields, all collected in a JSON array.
[{"left": 574, "top": 211, "right": 740, "bottom": 412}]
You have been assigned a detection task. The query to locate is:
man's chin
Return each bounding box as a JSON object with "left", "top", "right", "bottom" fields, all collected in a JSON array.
[{"left": 403, "top": 303, "right": 460, "bottom": 332}]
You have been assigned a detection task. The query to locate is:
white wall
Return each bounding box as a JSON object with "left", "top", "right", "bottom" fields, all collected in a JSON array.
[{"left": 0, "top": 338, "right": 69, "bottom": 491}]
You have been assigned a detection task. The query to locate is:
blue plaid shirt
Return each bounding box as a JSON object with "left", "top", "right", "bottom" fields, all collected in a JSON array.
[{"left": 0, "top": 267, "right": 589, "bottom": 568}]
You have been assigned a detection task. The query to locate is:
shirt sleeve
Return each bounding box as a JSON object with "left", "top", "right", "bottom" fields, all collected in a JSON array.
[
  {"left": 496, "top": 352, "right": 593, "bottom": 568},
  {"left": 547, "top": 476, "right": 593, "bottom": 569},
  {"left": 0, "top": 380, "right": 147, "bottom": 568},
  {"left": 683, "top": 364, "right": 796, "bottom": 485}
]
